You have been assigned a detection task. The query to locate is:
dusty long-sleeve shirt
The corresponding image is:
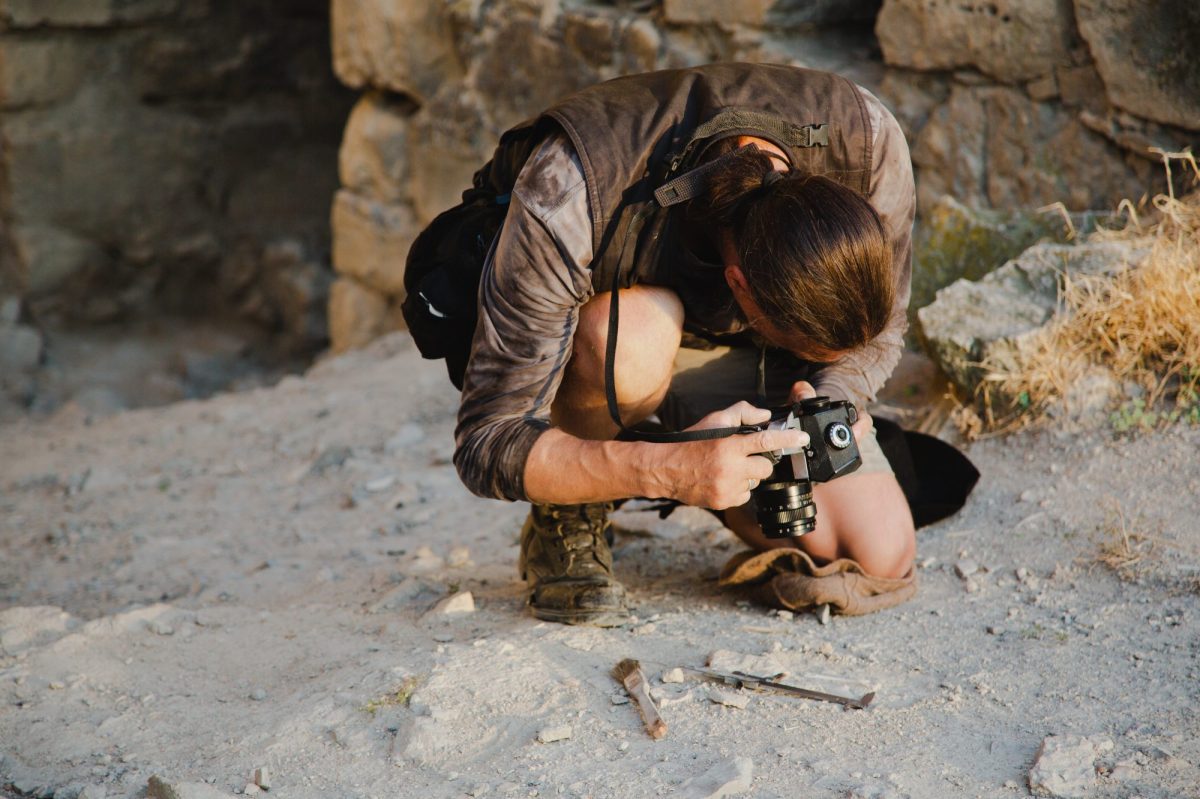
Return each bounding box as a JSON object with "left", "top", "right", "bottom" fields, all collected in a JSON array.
[{"left": 454, "top": 86, "right": 915, "bottom": 502}]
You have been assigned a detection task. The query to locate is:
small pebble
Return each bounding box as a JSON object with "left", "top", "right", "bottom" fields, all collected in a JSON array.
[
  {"left": 249, "top": 688, "right": 268, "bottom": 701},
  {"left": 775, "top": 609, "right": 794, "bottom": 622},
  {"left": 954, "top": 560, "right": 979, "bottom": 579},
  {"left": 430, "top": 591, "right": 476, "bottom": 615},
  {"left": 610, "top": 693, "right": 630, "bottom": 705},
  {"left": 661, "top": 668, "right": 685, "bottom": 684},
  {"left": 707, "top": 687, "right": 751, "bottom": 709},
  {"left": 537, "top": 725, "right": 573, "bottom": 743},
  {"left": 618, "top": 741, "right": 630, "bottom": 752},
  {"left": 816, "top": 604, "right": 831, "bottom": 625},
  {"left": 365, "top": 476, "right": 396, "bottom": 493},
  {"left": 253, "top": 767, "right": 270, "bottom": 789},
  {"left": 243, "top": 783, "right": 261, "bottom": 795}
]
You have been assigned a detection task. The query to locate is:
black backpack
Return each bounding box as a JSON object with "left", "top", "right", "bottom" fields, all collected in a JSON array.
[{"left": 400, "top": 121, "right": 547, "bottom": 390}]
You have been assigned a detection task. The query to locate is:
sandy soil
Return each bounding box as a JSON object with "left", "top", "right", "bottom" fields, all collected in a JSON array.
[{"left": 1, "top": 333, "right": 1197, "bottom": 799}]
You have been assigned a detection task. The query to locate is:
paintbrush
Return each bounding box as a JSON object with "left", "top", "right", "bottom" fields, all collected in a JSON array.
[{"left": 612, "top": 658, "right": 667, "bottom": 740}]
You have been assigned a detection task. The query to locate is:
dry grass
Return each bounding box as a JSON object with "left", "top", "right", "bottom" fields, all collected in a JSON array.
[
  {"left": 1093, "top": 500, "right": 1155, "bottom": 581},
  {"left": 969, "top": 152, "right": 1200, "bottom": 433}
]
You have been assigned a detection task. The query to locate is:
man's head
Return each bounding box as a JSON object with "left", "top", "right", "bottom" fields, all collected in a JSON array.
[{"left": 690, "top": 144, "right": 894, "bottom": 364}]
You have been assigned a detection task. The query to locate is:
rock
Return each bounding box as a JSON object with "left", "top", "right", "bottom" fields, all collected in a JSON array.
[
  {"left": 327, "top": 277, "right": 391, "bottom": 354},
  {"left": 0, "top": 0, "right": 179, "bottom": 28},
  {"left": 251, "top": 768, "right": 269, "bottom": 790},
  {"left": 78, "top": 786, "right": 107, "bottom": 799},
  {"left": 610, "top": 693, "right": 630, "bottom": 705},
  {"left": 876, "top": 0, "right": 1074, "bottom": 83},
  {"left": 816, "top": 603, "right": 831, "bottom": 625},
  {"left": 954, "top": 560, "right": 980, "bottom": 579},
  {"left": 147, "top": 776, "right": 236, "bottom": 799},
  {"left": 242, "top": 785, "right": 260, "bottom": 796},
  {"left": 910, "top": 85, "right": 1155, "bottom": 213},
  {"left": 665, "top": 0, "right": 879, "bottom": 27},
  {"left": 917, "top": 240, "right": 1150, "bottom": 396},
  {"left": 536, "top": 724, "right": 573, "bottom": 743},
  {"left": 681, "top": 756, "right": 754, "bottom": 799},
  {"left": 707, "top": 649, "right": 786, "bottom": 678},
  {"left": 1075, "top": 0, "right": 1200, "bottom": 130},
  {"left": 364, "top": 475, "right": 396, "bottom": 493},
  {"left": 1028, "top": 734, "right": 1113, "bottom": 797},
  {"left": 910, "top": 195, "right": 1070, "bottom": 313},
  {"left": 706, "top": 687, "right": 751, "bottom": 709},
  {"left": 256, "top": 240, "right": 333, "bottom": 354},
  {"left": 338, "top": 91, "right": 413, "bottom": 204},
  {"left": 0, "top": 37, "right": 90, "bottom": 109},
  {"left": 310, "top": 445, "right": 353, "bottom": 476},
  {"left": 661, "top": 668, "right": 685, "bottom": 684},
  {"left": 330, "top": 0, "right": 463, "bottom": 102},
  {"left": 330, "top": 189, "right": 418, "bottom": 297},
  {"left": 429, "top": 591, "right": 475, "bottom": 616},
  {"left": 248, "top": 688, "right": 268, "bottom": 701}
]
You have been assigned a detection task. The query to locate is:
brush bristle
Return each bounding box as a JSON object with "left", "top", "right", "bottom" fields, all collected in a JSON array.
[{"left": 611, "top": 658, "right": 640, "bottom": 682}]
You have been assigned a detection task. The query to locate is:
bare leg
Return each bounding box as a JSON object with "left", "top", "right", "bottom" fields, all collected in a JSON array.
[
  {"left": 551, "top": 286, "right": 684, "bottom": 440},
  {"left": 724, "top": 471, "right": 915, "bottom": 579}
]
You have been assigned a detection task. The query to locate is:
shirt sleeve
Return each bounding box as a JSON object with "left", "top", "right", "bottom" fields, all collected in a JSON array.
[
  {"left": 812, "top": 86, "right": 916, "bottom": 407},
  {"left": 453, "top": 131, "right": 595, "bottom": 501}
]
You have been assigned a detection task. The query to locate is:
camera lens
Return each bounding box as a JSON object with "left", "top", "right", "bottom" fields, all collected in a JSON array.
[
  {"left": 753, "top": 478, "right": 817, "bottom": 537},
  {"left": 825, "top": 421, "right": 852, "bottom": 449}
]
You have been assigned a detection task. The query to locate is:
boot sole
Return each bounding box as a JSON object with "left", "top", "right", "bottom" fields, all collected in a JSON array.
[{"left": 529, "top": 604, "right": 632, "bottom": 627}]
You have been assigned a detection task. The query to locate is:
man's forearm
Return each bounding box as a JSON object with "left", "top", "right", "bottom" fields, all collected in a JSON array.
[{"left": 522, "top": 428, "right": 666, "bottom": 505}]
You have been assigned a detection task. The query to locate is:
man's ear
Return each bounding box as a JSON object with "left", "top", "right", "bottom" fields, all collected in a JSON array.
[{"left": 724, "top": 263, "right": 750, "bottom": 297}]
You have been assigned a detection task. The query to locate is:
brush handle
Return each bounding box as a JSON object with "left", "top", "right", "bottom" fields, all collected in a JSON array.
[{"left": 624, "top": 671, "right": 668, "bottom": 740}]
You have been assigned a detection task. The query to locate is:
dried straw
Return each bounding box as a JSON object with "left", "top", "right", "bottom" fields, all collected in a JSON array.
[{"left": 970, "top": 152, "right": 1200, "bottom": 432}]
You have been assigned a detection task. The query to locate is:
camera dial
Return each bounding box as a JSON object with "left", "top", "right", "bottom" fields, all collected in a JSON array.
[{"left": 825, "top": 422, "right": 853, "bottom": 450}]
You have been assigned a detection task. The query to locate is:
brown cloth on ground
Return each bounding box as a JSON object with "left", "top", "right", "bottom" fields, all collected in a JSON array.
[{"left": 719, "top": 548, "right": 917, "bottom": 616}]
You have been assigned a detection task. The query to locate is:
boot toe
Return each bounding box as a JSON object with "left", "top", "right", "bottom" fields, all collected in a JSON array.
[{"left": 530, "top": 578, "right": 630, "bottom": 626}]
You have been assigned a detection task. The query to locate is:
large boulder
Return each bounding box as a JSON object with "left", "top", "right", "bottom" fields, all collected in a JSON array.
[
  {"left": 339, "top": 92, "right": 414, "bottom": 205},
  {"left": 665, "top": 0, "right": 880, "bottom": 27},
  {"left": 330, "top": 189, "right": 417, "bottom": 298},
  {"left": 330, "top": 0, "right": 463, "bottom": 103},
  {"left": 1075, "top": 0, "right": 1200, "bottom": 131},
  {"left": 911, "top": 84, "right": 1155, "bottom": 212},
  {"left": 917, "top": 239, "right": 1149, "bottom": 394},
  {"left": 911, "top": 196, "right": 1072, "bottom": 316},
  {"left": 876, "top": 0, "right": 1076, "bottom": 83}
]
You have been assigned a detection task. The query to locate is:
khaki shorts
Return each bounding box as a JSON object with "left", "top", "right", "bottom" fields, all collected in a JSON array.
[{"left": 656, "top": 345, "right": 893, "bottom": 476}]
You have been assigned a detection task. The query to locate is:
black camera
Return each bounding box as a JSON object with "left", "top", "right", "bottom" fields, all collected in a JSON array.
[{"left": 751, "top": 396, "right": 862, "bottom": 538}]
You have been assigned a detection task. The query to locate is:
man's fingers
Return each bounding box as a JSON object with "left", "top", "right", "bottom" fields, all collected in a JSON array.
[
  {"left": 727, "top": 401, "right": 770, "bottom": 426},
  {"left": 789, "top": 380, "right": 817, "bottom": 402},
  {"left": 742, "top": 428, "right": 807, "bottom": 454},
  {"left": 852, "top": 411, "right": 874, "bottom": 440}
]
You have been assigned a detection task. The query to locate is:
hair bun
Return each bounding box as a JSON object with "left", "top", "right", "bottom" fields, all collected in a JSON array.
[{"left": 761, "top": 169, "right": 785, "bottom": 189}]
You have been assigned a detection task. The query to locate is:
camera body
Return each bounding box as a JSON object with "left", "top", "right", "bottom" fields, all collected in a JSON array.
[{"left": 751, "top": 396, "right": 862, "bottom": 538}]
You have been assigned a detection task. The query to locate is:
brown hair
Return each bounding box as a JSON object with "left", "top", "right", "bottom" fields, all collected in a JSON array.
[{"left": 688, "top": 145, "right": 893, "bottom": 356}]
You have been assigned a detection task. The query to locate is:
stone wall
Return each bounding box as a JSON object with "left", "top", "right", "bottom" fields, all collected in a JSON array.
[
  {"left": 0, "top": 0, "right": 354, "bottom": 354},
  {"left": 328, "top": 0, "right": 1198, "bottom": 353}
]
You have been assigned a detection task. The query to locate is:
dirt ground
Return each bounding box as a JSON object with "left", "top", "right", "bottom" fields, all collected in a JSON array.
[{"left": 1, "top": 333, "right": 1197, "bottom": 799}]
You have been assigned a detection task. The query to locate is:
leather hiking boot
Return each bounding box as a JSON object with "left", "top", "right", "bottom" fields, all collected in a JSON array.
[{"left": 518, "top": 502, "right": 630, "bottom": 626}]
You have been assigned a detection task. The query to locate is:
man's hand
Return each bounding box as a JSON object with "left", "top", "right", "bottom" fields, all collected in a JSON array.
[
  {"left": 789, "top": 380, "right": 873, "bottom": 440},
  {"left": 651, "top": 401, "right": 809, "bottom": 510}
]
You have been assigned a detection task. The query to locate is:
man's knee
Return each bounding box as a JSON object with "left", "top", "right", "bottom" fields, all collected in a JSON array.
[{"left": 571, "top": 285, "right": 683, "bottom": 400}]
